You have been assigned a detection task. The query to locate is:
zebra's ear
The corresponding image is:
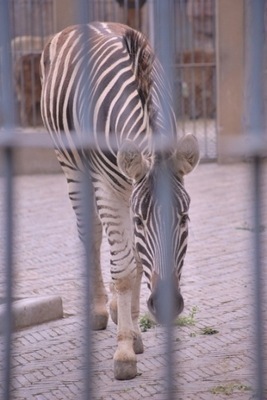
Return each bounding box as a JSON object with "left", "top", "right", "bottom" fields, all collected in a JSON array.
[
  {"left": 171, "top": 134, "right": 200, "bottom": 176},
  {"left": 117, "top": 140, "right": 150, "bottom": 181}
]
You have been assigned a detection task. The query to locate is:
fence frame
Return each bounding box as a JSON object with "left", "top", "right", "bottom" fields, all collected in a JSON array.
[{"left": 1, "top": 1, "right": 266, "bottom": 399}]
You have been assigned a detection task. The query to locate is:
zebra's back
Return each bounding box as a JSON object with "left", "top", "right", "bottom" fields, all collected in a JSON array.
[{"left": 40, "top": 22, "right": 176, "bottom": 177}]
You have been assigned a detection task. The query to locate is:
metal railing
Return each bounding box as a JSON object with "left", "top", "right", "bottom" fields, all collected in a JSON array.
[
  {"left": 244, "top": 1, "right": 266, "bottom": 398},
  {"left": 0, "top": 0, "right": 266, "bottom": 399}
]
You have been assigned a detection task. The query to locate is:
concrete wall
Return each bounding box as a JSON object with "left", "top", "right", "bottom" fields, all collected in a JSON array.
[
  {"left": 216, "top": 0, "right": 245, "bottom": 160},
  {"left": 0, "top": 148, "right": 62, "bottom": 176}
]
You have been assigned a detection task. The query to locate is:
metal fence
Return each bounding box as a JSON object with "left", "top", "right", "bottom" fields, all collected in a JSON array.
[
  {"left": 0, "top": 0, "right": 266, "bottom": 399},
  {"left": 5, "top": 0, "right": 216, "bottom": 160}
]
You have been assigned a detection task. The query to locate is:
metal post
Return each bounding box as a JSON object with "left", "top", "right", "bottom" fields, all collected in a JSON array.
[
  {"left": 153, "top": 0, "right": 175, "bottom": 114},
  {"left": 77, "top": 1, "right": 94, "bottom": 398},
  {"left": 2, "top": 148, "right": 14, "bottom": 400},
  {"left": 251, "top": 156, "right": 265, "bottom": 400},
  {"left": 155, "top": 166, "right": 176, "bottom": 400},
  {"left": 245, "top": 1, "right": 266, "bottom": 399},
  {"left": 81, "top": 173, "right": 95, "bottom": 400},
  {"left": 0, "top": 3, "right": 16, "bottom": 125},
  {"left": 0, "top": 1, "right": 16, "bottom": 399},
  {"left": 153, "top": 1, "right": 176, "bottom": 399}
]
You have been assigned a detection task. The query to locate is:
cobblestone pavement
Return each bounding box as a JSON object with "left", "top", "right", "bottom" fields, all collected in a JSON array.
[{"left": 0, "top": 161, "right": 266, "bottom": 399}]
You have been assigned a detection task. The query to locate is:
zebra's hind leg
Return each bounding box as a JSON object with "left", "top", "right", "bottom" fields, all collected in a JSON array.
[
  {"left": 109, "top": 281, "right": 118, "bottom": 325},
  {"left": 90, "top": 212, "right": 109, "bottom": 330}
]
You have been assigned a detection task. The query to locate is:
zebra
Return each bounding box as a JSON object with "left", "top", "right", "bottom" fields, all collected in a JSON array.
[{"left": 40, "top": 21, "right": 199, "bottom": 380}]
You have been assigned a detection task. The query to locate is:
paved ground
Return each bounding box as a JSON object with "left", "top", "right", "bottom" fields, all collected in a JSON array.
[{"left": 0, "top": 160, "right": 267, "bottom": 399}]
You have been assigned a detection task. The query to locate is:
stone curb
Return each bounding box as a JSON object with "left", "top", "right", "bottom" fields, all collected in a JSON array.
[{"left": 0, "top": 295, "right": 63, "bottom": 333}]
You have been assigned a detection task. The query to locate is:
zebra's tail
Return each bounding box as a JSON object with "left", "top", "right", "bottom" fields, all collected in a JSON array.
[{"left": 123, "top": 29, "right": 155, "bottom": 117}]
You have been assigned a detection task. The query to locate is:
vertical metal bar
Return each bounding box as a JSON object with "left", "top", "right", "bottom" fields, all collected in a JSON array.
[
  {"left": 153, "top": 0, "right": 175, "bottom": 108},
  {"left": 81, "top": 173, "right": 95, "bottom": 400},
  {"left": 245, "top": 0, "right": 265, "bottom": 136},
  {"left": 0, "top": 3, "right": 16, "bottom": 125},
  {"left": 148, "top": 0, "right": 155, "bottom": 47},
  {"left": 77, "top": 2, "right": 94, "bottom": 398},
  {"left": 0, "top": 1, "right": 16, "bottom": 399},
  {"left": 178, "top": 0, "right": 187, "bottom": 126},
  {"left": 153, "top": 1, "right": 176, "bottom": 399},
  {"left": 189, "top": 1, "right": 196, "bottom": 124},
  {"left": 3, "top": 148, "right": 14, "bottom": 400},
  {"left": 155, "top": 167, "right": 175, "bottom": 400},
  {"left": 252, "top": 156, "right": 264, "bottom": 400},
  {"left": 245, "top": 1, "right": 266, "bottom": 399},
  {"left": 78, "top": 0, "right": 91, "bottom": 25}
]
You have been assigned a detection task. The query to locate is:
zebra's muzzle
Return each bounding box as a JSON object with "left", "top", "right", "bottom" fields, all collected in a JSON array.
[{"left": 147, "top": 282, "right": 184, "bottom": 325}]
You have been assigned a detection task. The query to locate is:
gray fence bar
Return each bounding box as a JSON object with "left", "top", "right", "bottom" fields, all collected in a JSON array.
[
  {"left": 0, "top": 3, "right": 16, "bottom": 125},
  {"left": 82, "top": 173, "right": 95, "bottom": 400},
  {"left": 2, "top": 147, "right": 14, "bottom": 400},
  {"left": 76, "top": 2, "right": 94, "bottom": 398},
  {"left": 245, "top": 1, "right": 266, "bottom": 399},
  {"left": 155, "top": 166, "right": 176, "bottom": 399},
  {"left": 153, "top": 0, "right": 175, "bottom": 118},
  {"left": 0, "top": 1, "right": 16, "bottom": 399},
  {"left": 252, "top": 157, "right": 265, "bottom": 400},
  {"left": 0, "top": 1, "right": 266, "bottom": 398},
  {"left": 153, "top": 1, "right": 176, "bottom": 399}
]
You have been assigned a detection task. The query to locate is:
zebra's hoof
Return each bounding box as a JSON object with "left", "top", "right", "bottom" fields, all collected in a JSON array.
[
  {"left": 133, "top": 334, "right": 144, "bottom": 354},
  {"left": 113, "top": 346, "right": 137, "bottom": 380},
  {"left": 91, "top": 311, "right": 108, "bottom": 330},
  {"left": 113, "top": 358, "right": 137, "bottom": 380}
]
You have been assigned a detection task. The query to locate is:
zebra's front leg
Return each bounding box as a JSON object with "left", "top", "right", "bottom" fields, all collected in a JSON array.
[
  {"left": 109, "top": 262, "right": 144, "bottom": 355},
  {"left": 65, "top": 170, "right": 108, "bottom": 330},
  {"left": 100, "top": 192, "right": 138, "bottom": 379},
  {"left": 113, "top": 275, "right": 138, "bottom": 380}
]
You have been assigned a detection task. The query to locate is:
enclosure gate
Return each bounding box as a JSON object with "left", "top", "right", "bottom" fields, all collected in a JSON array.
[{"left": 0, "top": 0, "right": 266, "bottom": 399}]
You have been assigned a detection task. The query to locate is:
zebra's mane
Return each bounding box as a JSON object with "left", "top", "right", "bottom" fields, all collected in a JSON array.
[{"left": 123, "top": 29, "right": 156, "bottom": 128}]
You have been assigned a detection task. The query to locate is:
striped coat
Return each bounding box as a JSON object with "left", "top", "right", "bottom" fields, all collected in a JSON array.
[{"left": 40, "top": 22, "right": 199, "bottom": 380}]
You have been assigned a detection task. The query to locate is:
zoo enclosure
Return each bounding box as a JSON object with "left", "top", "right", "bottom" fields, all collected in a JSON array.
[
  {"left": 3, "top": 0, "right": 248, "bottom": 162},
  {"left": 6, "top": 0, "right": 218, "bottom": 160},
  {"left": 0, "top": 0, "right": 266, "bottom": 399}
]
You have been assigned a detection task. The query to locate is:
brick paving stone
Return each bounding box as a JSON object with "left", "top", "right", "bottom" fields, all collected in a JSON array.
[{"left": 0, "top": 161, "right": 266, "bottom": 399}]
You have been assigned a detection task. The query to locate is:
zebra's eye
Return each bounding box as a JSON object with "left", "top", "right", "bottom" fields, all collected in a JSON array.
[
  {"left": 180, "top": 214, "right": 189, "bottom": 227},
  {"left": 134, "top": 216, "right": 143, "bottom": 228}
]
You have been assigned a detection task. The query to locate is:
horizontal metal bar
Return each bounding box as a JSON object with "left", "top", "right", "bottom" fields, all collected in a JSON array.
[
  {"left": 0, "top": 130, "right": 56, "bottom": 148},
  {"left": 219, "top": 134, "right": 267, "bottom": 158},
  {"left": 175, "top": 63, "right": 216, "bottom": 68},
  {"left": 0, "top": 130, "right": 266, "bottom": 160}
]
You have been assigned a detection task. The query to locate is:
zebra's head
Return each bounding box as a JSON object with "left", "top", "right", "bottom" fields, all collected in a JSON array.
[{"left": 118, "top": 134, "right": 199, "bottom": 324}]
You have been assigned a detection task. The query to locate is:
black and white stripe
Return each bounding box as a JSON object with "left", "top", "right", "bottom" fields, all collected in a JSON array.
[{"left": 131, "top": 164, "right": 190, "bottom": 289}]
